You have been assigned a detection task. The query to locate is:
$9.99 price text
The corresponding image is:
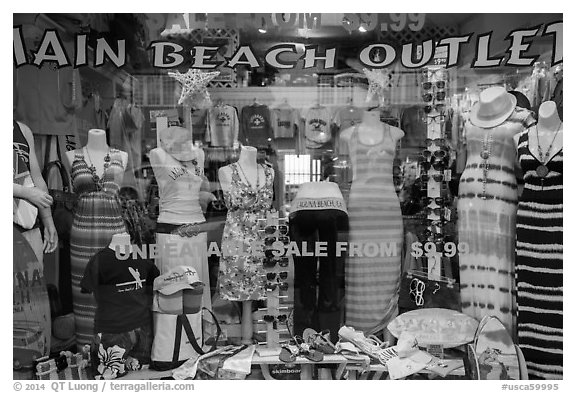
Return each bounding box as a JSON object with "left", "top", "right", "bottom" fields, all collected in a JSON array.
[{"left": 411, "top": 241, "right": 469, "bottom": 258}]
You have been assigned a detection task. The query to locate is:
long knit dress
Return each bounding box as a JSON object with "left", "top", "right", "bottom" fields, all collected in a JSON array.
[
  {"left": 457, "top": 108, "right": 534, "bottom": 335},
  {"left": 70, "top": 149, "right": 126, "bottom": 348},
  {"left": 515, "top": 129, "right": 563, "bottom": 379},
  {"left": 345, "top": 125, "right": 404, "bottom": 334}
]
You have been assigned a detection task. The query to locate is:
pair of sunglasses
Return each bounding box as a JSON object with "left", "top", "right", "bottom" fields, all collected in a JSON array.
[
  {"left": 422, "top": 80, "right": 446, "bottom": 90},
  {"left": 424, "top": 103, "right": 446, "bottom": 114},
  {"left": 422, "top": 149, "right": 448, "bottom": 159},
  {"left": 264, "top": 256, "right": 289, "bottom": 268},
  {"left": 263, "top": 314, "right": 288, "bottom": 323},
  {"left": 264, "top": 236, "right": 290, "bottom": 246},
  {"left": 265, "top": 281, "right": 289, "bottom": 291},
  {"left": 421, "top": 173, "right": 446, "bottom": 182},
  {"left": 422, "top": 91, "right": 446, "bottom": 102},
  {"left": 422, "top": 197, "right": 448, "bottom": 205},
  {"left": 420, "top": 160, "right": 448, "bottom": 172},
  {"left": 425, "top": 115, "right": 446, "bottom": 125},
  {"left": 267, "top": 271, "right": 288, "bottom": 281},
  {"left": 264, "top": 225, "right": 289, "bottom": 235},
  {"left": 425, "top": 138, "right": 446, "bottom": 148}
]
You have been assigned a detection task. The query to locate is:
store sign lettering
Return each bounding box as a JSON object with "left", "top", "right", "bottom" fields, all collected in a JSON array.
[{"left": 13, "top": 21, "right": 562, "bottom": 70}]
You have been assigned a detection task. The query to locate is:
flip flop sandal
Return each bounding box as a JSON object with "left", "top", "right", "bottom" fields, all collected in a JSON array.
[
  {"left": 279, "top": 345, "right": 299, "bottom": 363},
  {"left": 303, "top": 328, "right": 337, "bottom": 354},
  {"left": 294, "top": 336, "right": 324, "bottom": 362}
]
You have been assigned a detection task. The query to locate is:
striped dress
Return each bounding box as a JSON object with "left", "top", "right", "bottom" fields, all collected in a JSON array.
[
  {"left": 345, "top": 124, "right": 403, "bottom": 334},
  {"left": 457, "top": 108, "right": 535, "bottom": 335},
  {"left": 515, "top": 129, "right": 563, "bottom": 379},
  {"left": 71, "top": 149, "right": 126, "bottom": 349}
]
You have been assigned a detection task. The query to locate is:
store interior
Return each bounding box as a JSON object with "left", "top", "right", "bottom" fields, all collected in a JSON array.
[{"left": 13, "top": 13, "right": 563, "bottom": 381}]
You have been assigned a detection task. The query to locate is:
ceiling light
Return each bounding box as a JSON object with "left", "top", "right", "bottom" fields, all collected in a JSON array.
[
  {"left": 358, "top": 26, "right": 367, "bottom": 33},
  {"left": 258, "top": 28, "right": 267, "bottom": 34}
]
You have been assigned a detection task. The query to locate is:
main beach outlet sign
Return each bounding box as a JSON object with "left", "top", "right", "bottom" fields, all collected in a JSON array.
[{"left": 13, "top": 17, "right": 562, "bottom": 70}]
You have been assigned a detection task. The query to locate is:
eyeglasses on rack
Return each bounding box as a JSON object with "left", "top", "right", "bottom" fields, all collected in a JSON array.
[
  {"left": 425, "top": 138, "right": 446, "bottom": 148},
  {"left": 264, "top": 236, "right": 290, "bottom": 246},
  {"left": 424, "top": 103, "right": 446, "bottom": 114},
  {"left": 422, "top": 80, "right": 446, "bottom": 90},
  {"left": 263, "top": 256, "right": 289, "bottom": 268},
  {"left": 422, "top": 91, "right": 447, "bottom": 102},
  {"left": 421, "top": 173, "right": 446, "bottom": 183},
  {"left": 420, "top": 159, "right": 448, "bottom": 172},
  {"left": 422, "top": 197, "right": 449, "bottom": 206},
  {"left": 422, "top": 149, "right": 448, "bottom": 159},
  {"left": 263, "top": 314, "right": 288, "bottom": 324},
  {"left": 424, "top": 115, "right": 446, "bottom": 125},
  {"left": 264, "top": 224, "right": 289, "bottom": 236},
  {"left": 266, "top": 271, "right": 288, "bottom": 281},
  {"left": 265, "top": 281, "right": 289, "bottom": 291}
]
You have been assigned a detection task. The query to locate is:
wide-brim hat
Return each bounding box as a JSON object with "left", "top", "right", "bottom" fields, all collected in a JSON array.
[
  {"left": 158, "top": 126, "right": 195, "bottom": 162},
  {"left": 470, "top": 86, "right": 517, "bottom": 128}
]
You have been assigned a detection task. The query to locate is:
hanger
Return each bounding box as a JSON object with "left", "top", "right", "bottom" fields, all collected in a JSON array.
[{"left": 252, "top": 97, "right": 260, "bottom": 106}]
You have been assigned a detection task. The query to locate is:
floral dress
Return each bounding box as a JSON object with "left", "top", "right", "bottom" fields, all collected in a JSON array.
[{"left": 218, "top": 163, "right": 274, "bottom": 301}]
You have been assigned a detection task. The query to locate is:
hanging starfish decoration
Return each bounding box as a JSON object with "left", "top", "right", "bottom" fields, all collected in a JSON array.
[
  {"left": 363, "top": 68, "right": 392, "bottom": 105},
  {"left": 168, "top": 69, "right": 220, "bottom": 107}
]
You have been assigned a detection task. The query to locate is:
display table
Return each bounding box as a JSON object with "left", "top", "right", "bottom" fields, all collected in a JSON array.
[{"left": 252, "top": 353, "right": 363, "bottom": 380}]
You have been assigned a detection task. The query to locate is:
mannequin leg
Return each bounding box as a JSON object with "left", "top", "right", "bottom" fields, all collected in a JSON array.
[{"left": 241, "top": 300, "right": 253, "bottom": 344}]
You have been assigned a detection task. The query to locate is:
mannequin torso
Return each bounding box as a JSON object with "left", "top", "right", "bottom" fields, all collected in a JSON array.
[
  {"left": 340, "top": 110, "right": 404, "bottom": 150},
  {"left": 218, "top": 146, "right": 274, "bottom": 194},
  {"left": 149, "top": 146, "right": 205, "bottom": 225},
  {"left": 65, "top": 129, "right": 127, "bottom": 176},
  {"left": 513, "top": 101, "right": 562, "bottom": 164}
]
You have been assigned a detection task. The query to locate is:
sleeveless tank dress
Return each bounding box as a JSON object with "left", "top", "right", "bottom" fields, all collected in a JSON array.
[
  {"left": 218, "top": 163, "right": 274, "bottom": 301},
  {"left": 70, "top": 149, "right": 126, "bottom": 348},
  {"left": 457, "top": 108, "right": 534, "bottom": 335},
  {"left": 345, "top": 125, "right": 403, "bottom": 334},
  {"left": 515, "top": 128, "right": 563, "bottom": 379}
]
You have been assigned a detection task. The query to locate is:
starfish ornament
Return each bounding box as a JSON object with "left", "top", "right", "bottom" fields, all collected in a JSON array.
[
  {"left": 363, "top": 68, "right": 391, "bottom": 105},
  {"left": 168, "top": 69, "right": 220, "bottom": 107}
]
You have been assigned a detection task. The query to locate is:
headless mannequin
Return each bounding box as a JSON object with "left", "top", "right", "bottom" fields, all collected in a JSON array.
[
  {"left": 65, "top": 129, "right": 128, "bottom": 174},
  {"left": 295, "top": 181, "right": 343, "bottom": 199},
  {"left": 340, "top": 110, "right": 404, "bottom": 149},
  {"left": 513, "top": 101, "right": 563, "bottom": 160},
  {"left": 219, "top": 145, "right": 275, "bottom": 344}
]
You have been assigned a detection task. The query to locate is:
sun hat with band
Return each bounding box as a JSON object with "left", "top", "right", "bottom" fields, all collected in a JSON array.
[
  {"left": 158, "top": 126, "right": 197, "bottom": 162},
  {"left": 470, "top": 86, "right": 517, "bottom": 129},
  {"left": 153, "top": 266, "right": 205, "bottom": 314}
]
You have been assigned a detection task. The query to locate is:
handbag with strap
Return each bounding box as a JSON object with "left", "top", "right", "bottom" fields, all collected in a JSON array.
[
  {"left": 150, "top": 307, "right": 221, "bottom": 371},
  {"left": 42, "top": 135, "right": 77, "bottom": 241},
  {"left": 398, "top": 270, "right": 461, "bottom": 311}
]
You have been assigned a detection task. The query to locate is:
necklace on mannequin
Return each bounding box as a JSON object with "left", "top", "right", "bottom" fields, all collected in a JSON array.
[
  {"left": 535, "top": 123, "right": 562, "bottom": 178},
  {"left": 237, "top": 162, "right": 260, "bottom": 191},
  {"left": 84, "top": 147, "right": 111, "bottom": 183},
  {"left": 479, "top": 129, "right": 494, "bottom": 200}
]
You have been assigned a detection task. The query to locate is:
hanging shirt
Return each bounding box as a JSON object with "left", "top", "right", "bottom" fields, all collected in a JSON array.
[
  {"left": 13, "top": 121, "right": 38, "bottom": 229},
  {"left": 206, "top": 104, "right": 239, "bottom": 147},
  {"left": 302, "top": 106, "right": 332, "bottom": 150},
  {"left": 191, "top": 108, "right": 208, "bottom": 143},
  {"left": 81, "top": 247, "right": 159, "bottom": 334},
  {"left": 270, "top": 106, "right": 298, "bottom": 139},
  {"left": 14, "top": 64, "right": 82, "bottom": 136},
  {"left": 240, "top": 104, "right": 273, "bottom": 148},
  {"left": 332, "top": 106, "right": 363, "bottom": 155}
]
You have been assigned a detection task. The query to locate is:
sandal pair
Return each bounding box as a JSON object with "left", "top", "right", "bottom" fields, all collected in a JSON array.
[
  {"left": 303, "top": 328, "right": 337, "bottom": 354},
  {"left": 279, "top": 337, "right": 325, "bottom": 363}
]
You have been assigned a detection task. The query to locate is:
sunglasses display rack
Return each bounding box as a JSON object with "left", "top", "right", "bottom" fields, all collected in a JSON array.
[
  {"left": 420, "top": 65, "right": 451, "bottom": 279},
  {"left": 255, "top": 216, "right": 293, "bottom": 352}
]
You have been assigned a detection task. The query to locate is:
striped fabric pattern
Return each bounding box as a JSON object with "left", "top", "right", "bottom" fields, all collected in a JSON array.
[
  {"left": 345, "top": 125, "right": 403, "bottom": 334},
  {"left": 457, "top": 109, "right": 535, "bottom": 336},
  {"left": 70, "top": 149, "right": 126, "bottom": 349},
  {"left": 515, "top": 128, "right": 563, "bottom": 380}
]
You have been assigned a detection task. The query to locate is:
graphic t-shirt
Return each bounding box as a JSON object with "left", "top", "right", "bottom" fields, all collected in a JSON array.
[
  {"left": 240, "top": 104, "right": 273, "bottom": 148},
  {"left": 81, "top": 247, "right": 159, "bottom": 334},
  {"left": 332, "top": 106, "right": 363, "bottom": 155},
  {"left": 270, "top": 106, "right": 298, "bottom": 139},
  {"left": 206, "top": 104, "right": 239, "bottom": 147},
  {"left": 302, "top": 106, "right": 332, "bottom": 150}
]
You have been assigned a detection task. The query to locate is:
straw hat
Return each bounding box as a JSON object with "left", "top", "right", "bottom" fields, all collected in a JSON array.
[{"left": 470, "top": 86, "right": 517, "bottom": 128}]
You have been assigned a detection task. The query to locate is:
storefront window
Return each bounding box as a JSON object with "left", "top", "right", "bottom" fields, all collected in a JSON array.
[{"left": 13, "top": 13, "right": 563, "bottom": 381}]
